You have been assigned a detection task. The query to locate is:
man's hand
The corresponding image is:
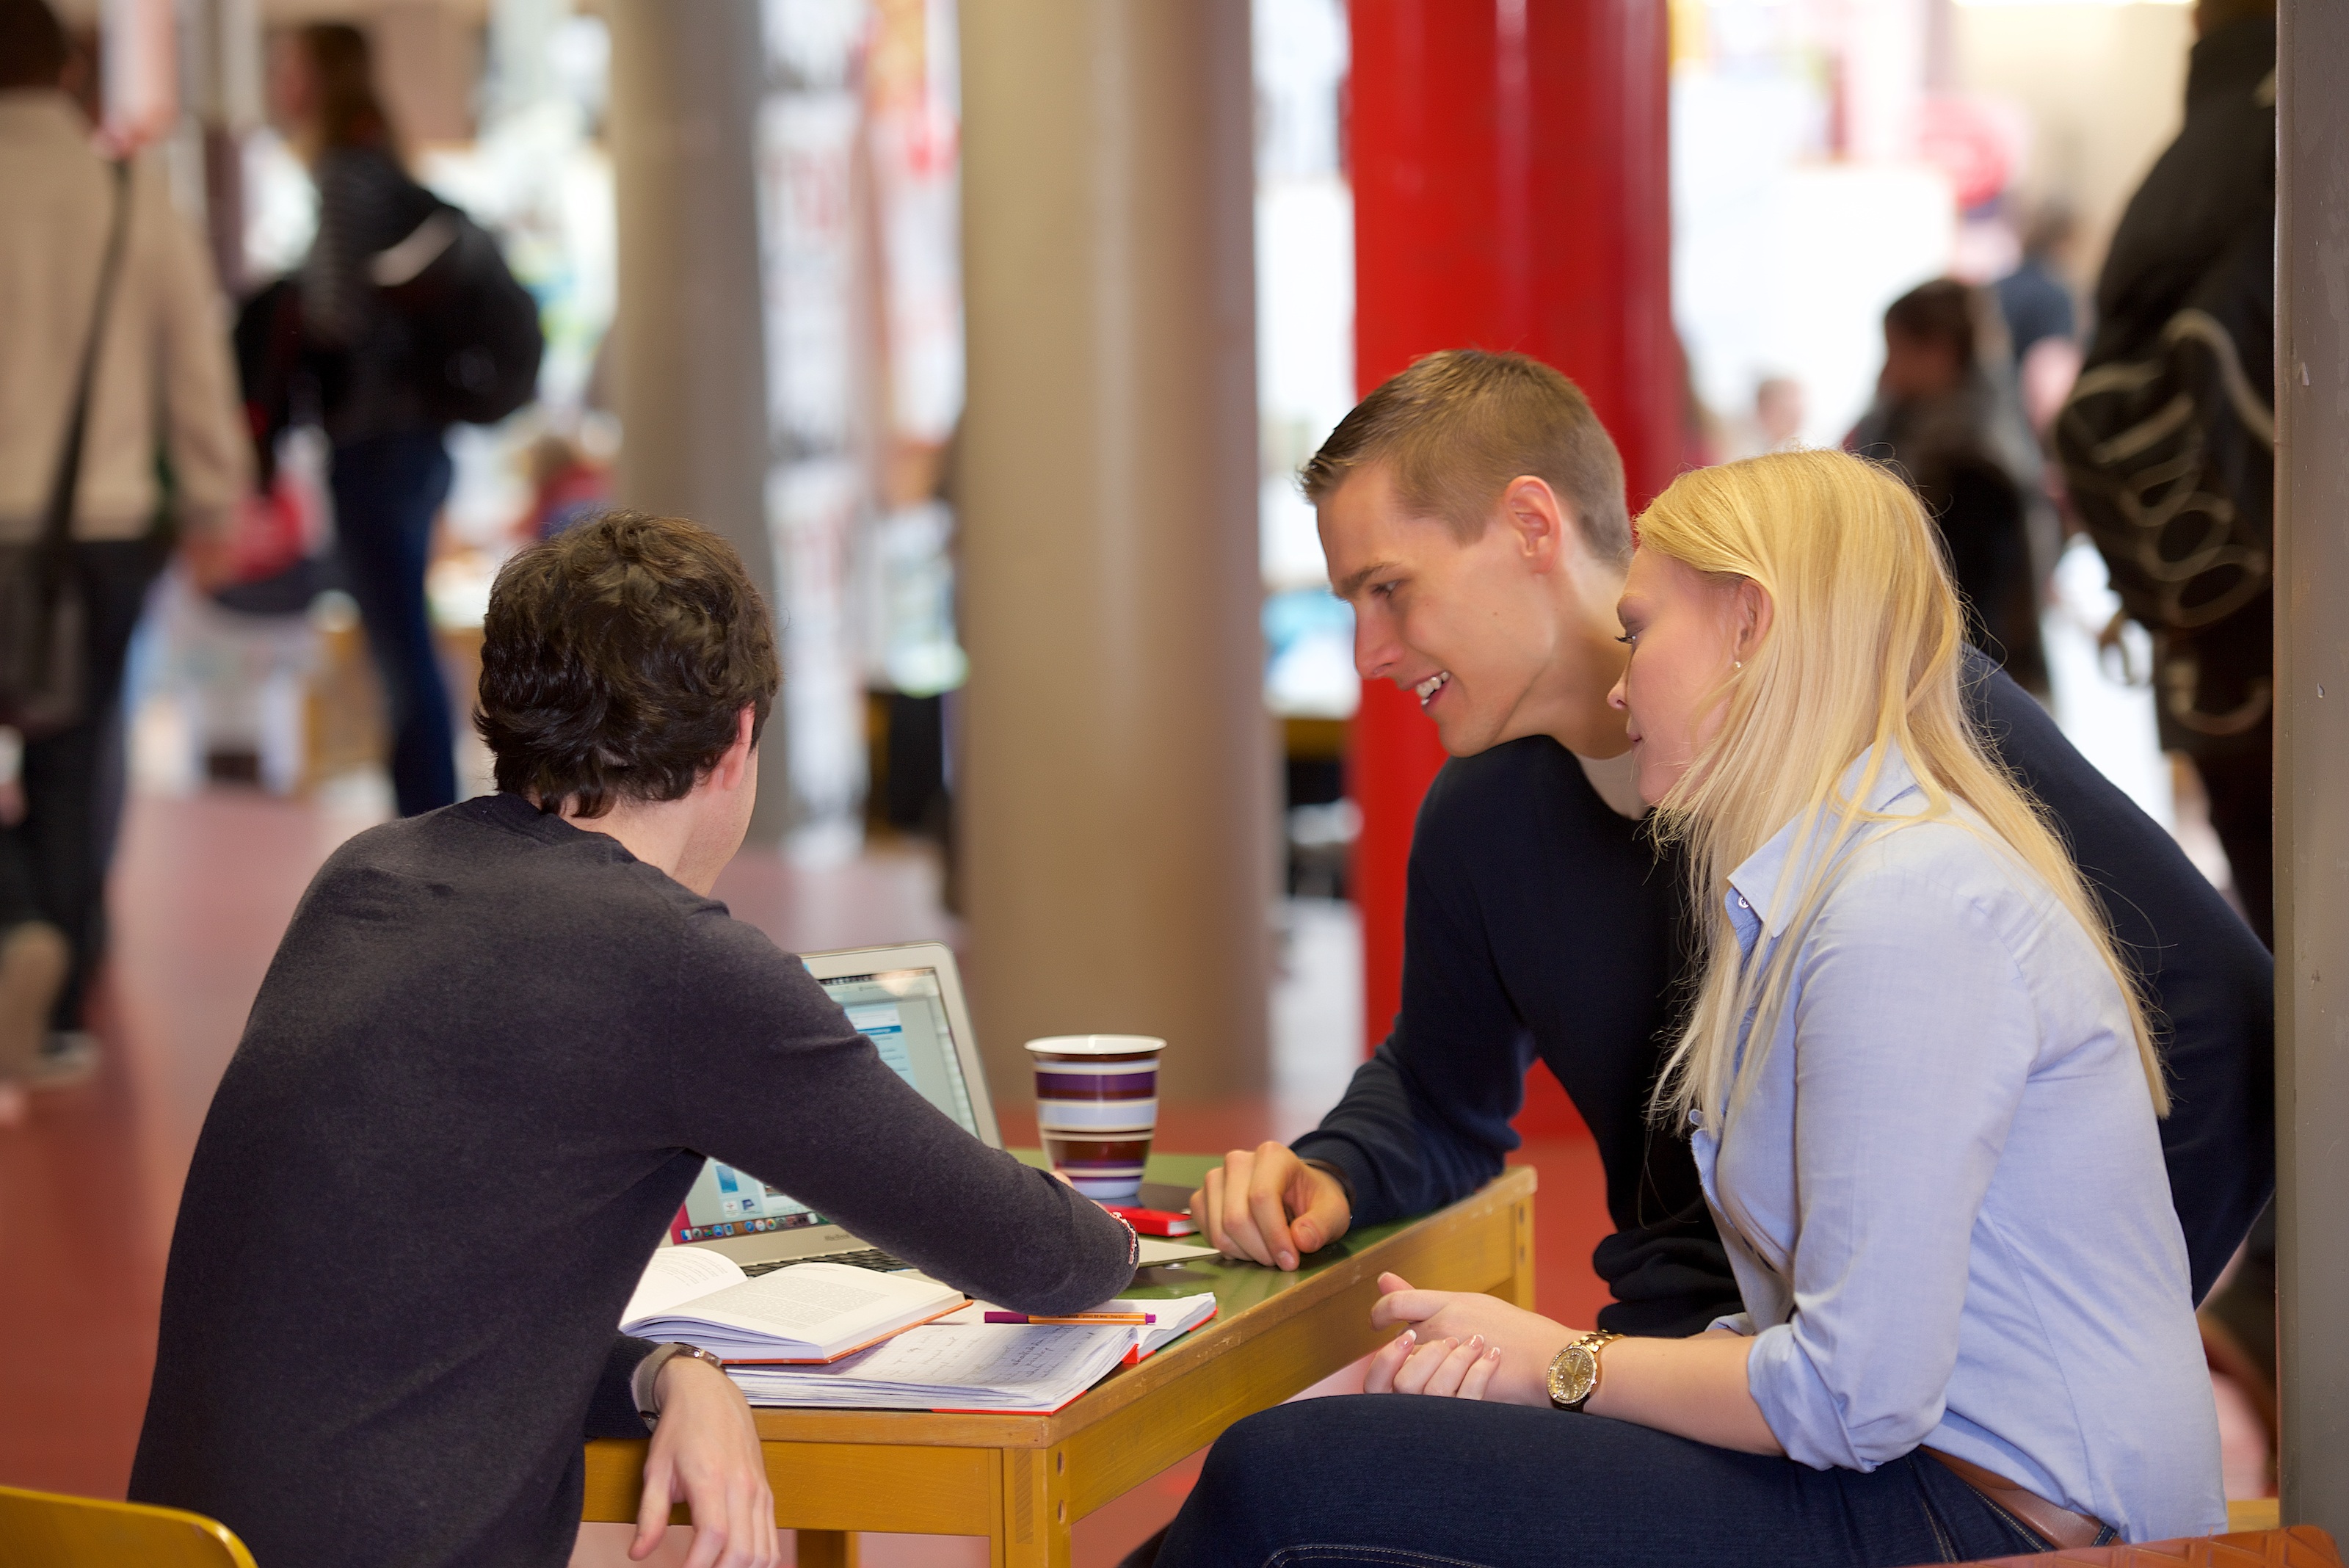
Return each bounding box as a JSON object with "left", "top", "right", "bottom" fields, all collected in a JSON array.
[
  {"left": 632, "top": 1354, "right": 780, "bottom": 1568},
  {"left": 1190, "top": 1142, "right": 1351, "bottom": 1271},
  {"left": 1362, "top": 1271, "right": 1577, "bottom": 1407}
]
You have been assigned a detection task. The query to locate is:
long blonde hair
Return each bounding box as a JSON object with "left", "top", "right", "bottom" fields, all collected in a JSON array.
[{"left": 1640, "top": 449, "right": 2164, "bottom": 1130}]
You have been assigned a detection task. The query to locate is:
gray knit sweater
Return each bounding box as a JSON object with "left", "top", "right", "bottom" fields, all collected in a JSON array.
[{"left": 130, "top": 792, "right": 1133, "bottom": 1567}]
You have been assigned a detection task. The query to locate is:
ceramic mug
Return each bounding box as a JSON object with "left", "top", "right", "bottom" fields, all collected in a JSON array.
[{"left": 1025, "top": 1034, "right": 1166, "bottom": 1201}]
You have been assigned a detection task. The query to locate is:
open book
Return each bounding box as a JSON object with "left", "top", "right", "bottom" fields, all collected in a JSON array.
[
  {"left": 722, "top": 1293, "right": 1219, "bottom": 1413},
  {"left": 620, "top": 1250, "right": 965, "bottom": 1364}
]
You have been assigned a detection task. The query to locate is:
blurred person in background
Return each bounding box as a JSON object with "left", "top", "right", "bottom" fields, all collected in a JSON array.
[
  {"left": 1994, "top": 204, "right": 2085, "bottom": 437},
  {"left": 2053, "top": 0, "right": 2277, "bottom": 1455},
  {"left": 1994, "top": 203, "right": 2079, "bottom": 371},
  {"left": 526, "top": 431, "right": 611, "bottom": 541},
  {"left": 269, "top": 23, "right": 458, "bottom": 816},
  {"left": 1848, "top": 279, "right": 2050, "bottom": 696},
  {"left": 0, "top": 0, "right": 250, "bottom": 1123},
  {"left": 1722, "top": 374, "right": 1806, "bottom": 461},
  {"left": 2060, "top": 0, "right": 2274, "bottom": 951},
  {"left": 1753, "top": 377, "right": 1804, "bottom": 453}
]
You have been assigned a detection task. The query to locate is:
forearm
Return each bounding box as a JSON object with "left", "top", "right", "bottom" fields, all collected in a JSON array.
[
  {"left": 1293, "top": 1045, "right": 1508, "bottom": 1224},
  {"left": 1586, "top": 1329, "right": 1782, "bottom": 1455},
  {"left": 711, "top": 1050, "right": 1133, "bottom": 1310}
]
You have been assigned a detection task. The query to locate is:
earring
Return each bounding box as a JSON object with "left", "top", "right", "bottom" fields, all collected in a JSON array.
[{"left": 1734, "top": 660, "right": 1744, "bottom": 671}]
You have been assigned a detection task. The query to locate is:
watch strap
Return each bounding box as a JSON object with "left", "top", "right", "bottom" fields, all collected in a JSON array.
[
  {"left": 1547, "top": 1329, "right": 1624, "bottom": 1412},
  {"left": 633, "top": 1342, "right": 729, "bottom": 1428}
]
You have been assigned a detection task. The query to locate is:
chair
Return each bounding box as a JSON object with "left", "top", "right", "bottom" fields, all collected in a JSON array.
[
  {"left": 0, "top": 1483, "right": 259, "bottom": 1567},
  {"left": 1940, "top": 1524, "right": 2339, "bottom": 1568}
]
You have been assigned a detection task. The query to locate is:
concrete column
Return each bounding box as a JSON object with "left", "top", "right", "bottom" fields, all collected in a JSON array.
[
  {"left": 177, "top": 0, "right": 261, "bottom": 292},
  {"left": 605, "top": 0, "right": 789, "bottom": 843},
  {"left": 2276, "top": 0, "right": 2349, "bottom": 1534},
  {"left": 956, "top": 0, "right": 1271, "bottom": 1103}
]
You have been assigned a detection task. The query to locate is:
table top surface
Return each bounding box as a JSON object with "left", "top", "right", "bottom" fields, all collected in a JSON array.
[{"left": 740, "top": 1151, "right": 1536, "bottom": 1448}]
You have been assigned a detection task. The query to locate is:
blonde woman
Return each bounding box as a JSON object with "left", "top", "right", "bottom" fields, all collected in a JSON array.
[{"left": 1153, "top": 450, "right": 2221, "bottom": 1568}]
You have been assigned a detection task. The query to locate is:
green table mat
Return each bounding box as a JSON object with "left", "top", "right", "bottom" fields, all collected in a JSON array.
[{"left": 1009, "top": 1148, "right": 1412, "bottom": 1313}]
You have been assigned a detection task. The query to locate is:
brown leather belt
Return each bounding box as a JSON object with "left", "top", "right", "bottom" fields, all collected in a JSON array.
[{"left": 1923, "top": 1448, "right": 2113, "bottom": 1550}]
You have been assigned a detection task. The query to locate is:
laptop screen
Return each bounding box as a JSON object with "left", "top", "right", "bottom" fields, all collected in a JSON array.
[{"left": 669, "top": 965, "right": 979, "bottom": 1244}]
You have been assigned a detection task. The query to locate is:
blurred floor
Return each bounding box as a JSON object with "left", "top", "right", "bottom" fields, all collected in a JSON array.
[{"left": 0, "top": 785, "right": 1613, "bottom": 1567}]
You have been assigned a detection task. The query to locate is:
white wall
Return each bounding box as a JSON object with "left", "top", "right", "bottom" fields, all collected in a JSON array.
[{"left": 1952, "top": 1, "right": 2195, "bottom": 302}]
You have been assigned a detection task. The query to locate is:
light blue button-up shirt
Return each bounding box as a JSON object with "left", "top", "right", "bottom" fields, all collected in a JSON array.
[{"left": 1691, "top": 747, "right": 2223, "bottom": 1542}]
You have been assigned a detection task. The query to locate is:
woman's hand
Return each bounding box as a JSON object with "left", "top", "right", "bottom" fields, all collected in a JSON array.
[
  {"left": 1361, "top": 1271, "right": 1578, "bottom": 1407},
  {"left": 1362, "top": 1274, "right": 1785, "bottom": 1452},
  {"left": 633, "top": 1354, "right": 781, "bottom": 1568}
]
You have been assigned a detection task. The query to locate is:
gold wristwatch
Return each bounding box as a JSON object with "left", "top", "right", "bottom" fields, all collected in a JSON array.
[{"left": 1546, "top": 1329, "right": 1623, "bottom": 1412}]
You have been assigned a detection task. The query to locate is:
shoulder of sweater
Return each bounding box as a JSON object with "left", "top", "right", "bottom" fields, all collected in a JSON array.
[
  {"left": 1419, "top": 735, "right": 1613, "bottom": 846},
  {"left": 318, "top": 799, "right": 720, "bottom": 924},
  {"left": 1408, "top": 736, "right": 1660, "bottom": 923},
  {"left": 1967, "top": 656, "right": 2163, "bottom": 847}
]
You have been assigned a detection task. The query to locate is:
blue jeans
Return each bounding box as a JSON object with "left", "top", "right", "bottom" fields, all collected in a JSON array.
[
  {"left": 331, "top": 431, "right": 456, "bottom": 817},
  {"left": 1156, "top": 1397, "right": 2079, "bottom": 1568}
]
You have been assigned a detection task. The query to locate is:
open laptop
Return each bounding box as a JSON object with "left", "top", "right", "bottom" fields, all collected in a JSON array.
[{"left": 664, "top": 941, "right": 1001, "bottom": 1277}]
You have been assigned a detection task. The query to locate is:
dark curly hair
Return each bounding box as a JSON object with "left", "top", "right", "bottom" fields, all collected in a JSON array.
[{"left": 475, "top": 512, "right": 781, "bottom": 819}]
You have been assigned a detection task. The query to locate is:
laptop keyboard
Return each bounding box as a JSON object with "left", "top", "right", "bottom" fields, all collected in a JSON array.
[{"left": 741, "top": 1248, "right": 908, "bottom": 1278}]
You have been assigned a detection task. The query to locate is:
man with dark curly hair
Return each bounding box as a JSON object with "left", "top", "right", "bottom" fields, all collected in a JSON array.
[{"left": 129, "top": 513, "right": 1136, "bottom": 1568}]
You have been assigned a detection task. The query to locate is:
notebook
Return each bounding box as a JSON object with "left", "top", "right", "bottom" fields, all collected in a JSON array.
[
  {"left": 620, "top": 1251, "right": 965, "bottom": 1363},
  {"left": 722, "top": 1293, "right": 1219, "bottom": 1412}
]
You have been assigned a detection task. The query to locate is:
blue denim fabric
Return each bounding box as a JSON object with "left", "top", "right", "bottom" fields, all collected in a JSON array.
[
  {"left": 1156, "top": 1395, "right": 2063, "bottom": 1568},
  {"left": 331, "top": 430, "right": 457, "bottom": 817}
]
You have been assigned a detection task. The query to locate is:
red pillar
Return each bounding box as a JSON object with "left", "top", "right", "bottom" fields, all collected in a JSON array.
[{"left": 1346, "top": 0, "right": 1677, "bottom": 1125}]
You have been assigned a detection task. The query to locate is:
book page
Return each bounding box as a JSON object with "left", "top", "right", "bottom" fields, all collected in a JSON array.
[
  {"left": 695, "top": 1270, "right": 896, "bottom": 1336},
  {"left": 832, "top": 1324, "right": 1133, "bottom": 1392},
  {"left": 620, "top": 1246, "right": 747, "bottom": 1329},
  {"left": 1136, "top": 1237, "right": 1214, "bottom": 1266},
  {"left": 631, "top": 1263, "right": 961, "bottom": 1352}
]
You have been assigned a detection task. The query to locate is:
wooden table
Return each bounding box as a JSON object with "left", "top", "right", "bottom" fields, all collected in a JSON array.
[{"left": 582, "top": 1155, "right": 1537, "bottom": 1568}]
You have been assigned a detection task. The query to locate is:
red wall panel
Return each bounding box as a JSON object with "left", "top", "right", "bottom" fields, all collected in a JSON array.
[{"left": 1346, "top": 0, "right": 1675, "bottom": 1133}]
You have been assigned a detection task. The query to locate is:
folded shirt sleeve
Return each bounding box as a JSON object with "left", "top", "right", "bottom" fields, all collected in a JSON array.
[{"left": 1743, "top": 874, "right": 2036, "bottom": 1471}]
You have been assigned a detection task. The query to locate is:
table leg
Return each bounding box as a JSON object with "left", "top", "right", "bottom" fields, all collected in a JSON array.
[
  {"left": 1504, "top": 1185, "right": 1536, "bottom": 1310},
  {"left": 992, "top": 1446, "right": 1072, "bottom": 1568},
  {"left": 796, "top": 1528, "right": 858, "bottom": 1568}
]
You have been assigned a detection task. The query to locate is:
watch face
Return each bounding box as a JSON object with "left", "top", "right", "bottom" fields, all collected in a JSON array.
[{"left": 1549, "top": 1346, "right": 1598, "bottom": 1408}]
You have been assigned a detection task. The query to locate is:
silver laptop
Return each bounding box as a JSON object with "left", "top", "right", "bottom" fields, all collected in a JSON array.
[{"left": 664, "top": 941, "right": 1001, "bottom": 1277}]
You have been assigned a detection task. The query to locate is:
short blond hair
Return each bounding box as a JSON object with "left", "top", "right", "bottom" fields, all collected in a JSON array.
[{"left": 1300, "top": 349, "right": 1632, "bottom": 565}]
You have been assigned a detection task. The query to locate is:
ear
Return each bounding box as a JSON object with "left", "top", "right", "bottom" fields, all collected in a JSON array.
[
  {"left": 709, "top": 705, "right": 758, "bottom": 792},
  {"left": 1732, "top": 577, "right": 1774, "bottom": 661},
  {"left": 1500, "top": 476, "right": 1570, "bottom": 568}
]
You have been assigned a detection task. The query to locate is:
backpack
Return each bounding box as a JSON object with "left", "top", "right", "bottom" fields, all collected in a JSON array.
[
  {"left": 2050, "top": 228, "right": 2274, "bottom": 746},
  {"left": 370, "top": 203, "right": 545, "bottom": 427}
]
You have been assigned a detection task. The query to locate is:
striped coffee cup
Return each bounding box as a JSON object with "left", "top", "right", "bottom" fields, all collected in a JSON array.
[{"left": 1025, "top": 1034, "right": 1165, "bottom": 1201}]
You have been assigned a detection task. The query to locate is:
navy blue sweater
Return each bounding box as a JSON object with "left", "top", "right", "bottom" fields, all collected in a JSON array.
[{"left": 1294, "top": 657, "right": 2273, "bottom": 1335}]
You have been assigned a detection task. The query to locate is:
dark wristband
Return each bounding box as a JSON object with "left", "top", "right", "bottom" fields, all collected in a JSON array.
[{"left": 1300, "top": 1156, "right": 1354, "bottom": 1207}]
